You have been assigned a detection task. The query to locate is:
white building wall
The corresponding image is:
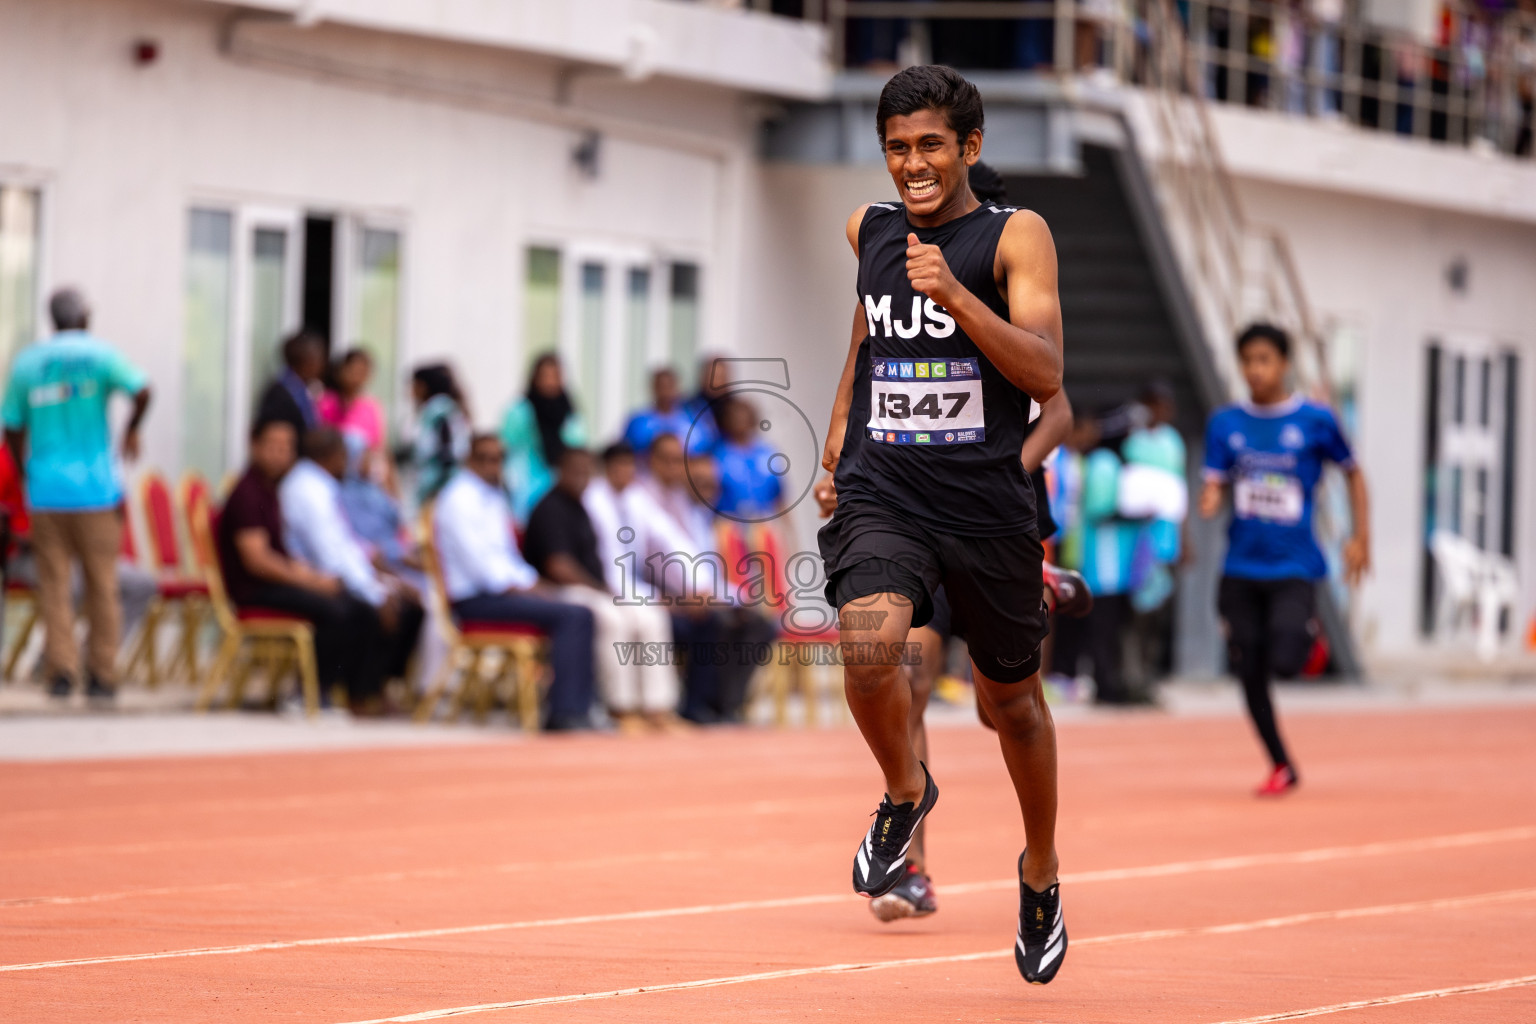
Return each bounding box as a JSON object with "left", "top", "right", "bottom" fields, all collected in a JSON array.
[
  {"left": 740, "top": 133, "right": 1536, "bottom": 663},
  {"left": 0, "top": 0, "right": 763, "bottom": 471},
  {"left": 1228, "top": 176, "right": 1536, "bottom": 662}
]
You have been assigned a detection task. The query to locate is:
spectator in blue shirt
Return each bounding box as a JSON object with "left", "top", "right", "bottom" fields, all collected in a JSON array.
[
  {"left": 1, "top": 288, "right": 150, "bottom": 702},
  {"left": 623, "top": 368, "right": 698, "bottom": 456},
  {"left": 712, "top": 397, "right": 783, "bottom": 520},
  {"left": 1199, "top": 323, "right": 1371, "bottom": 796}
]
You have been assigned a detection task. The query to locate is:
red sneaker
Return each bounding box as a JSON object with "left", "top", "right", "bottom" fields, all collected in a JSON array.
[
  {"left": 1043, "top": 562, "right": 1093, "bottom": 618},
  {"left": 1256, "top": 765, "right": 1299, "bottom": 797}
]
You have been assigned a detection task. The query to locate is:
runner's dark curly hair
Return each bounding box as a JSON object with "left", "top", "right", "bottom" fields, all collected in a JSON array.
[{"left": 875, "top": 65, "right": 984, "bottom": 148}]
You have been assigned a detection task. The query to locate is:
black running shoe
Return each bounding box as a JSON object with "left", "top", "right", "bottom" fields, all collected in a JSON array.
[
  {"left": 1014, "top": 853, "right": 1067, "bottom": 985},
  {"left": 85, "top": 676, "right": 116, "bottom": 704},
  {"left": 48, "top": 675, "right": 72, "bottom": 699},
  {"left": 853, "top": 763, "right": 938, "bottom": 898},
  {"left": 869, "top": 864, "right": 938, "bottom": 922}
]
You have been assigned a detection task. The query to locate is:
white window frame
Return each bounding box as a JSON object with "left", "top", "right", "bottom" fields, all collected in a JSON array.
[
  {"left": 526, "top": 236, "right": 708, "bottom": 443},
  {"left": 185, "top": 196, "right": 409, "bottom": 472},
  {"left": 334, "top": 210, "right": 411, "bottom": 440},
  {"left": 0, "top": 169, "right": 52, "bottom": 367}
]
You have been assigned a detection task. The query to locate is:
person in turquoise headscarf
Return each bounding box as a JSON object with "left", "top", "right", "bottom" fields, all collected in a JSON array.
[
  {"left": 501, "top": 353, "right": 586, "bottom": 525},
  {"left": 410, "top": 363, "right": 470, "bottom": 507}
]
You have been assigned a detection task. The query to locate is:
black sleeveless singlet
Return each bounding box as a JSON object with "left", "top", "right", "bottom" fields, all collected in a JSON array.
[{"left": 832, "top": 200, "right": 1038, "bottom": 537}]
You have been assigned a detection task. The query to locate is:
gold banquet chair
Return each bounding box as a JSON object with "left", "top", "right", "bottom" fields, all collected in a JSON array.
[
  {"left": 412, "top": 505, "right": 548, "bottom": 729},
  {"left": 187, "top": 493, "right": 321, "bottom": 717}
]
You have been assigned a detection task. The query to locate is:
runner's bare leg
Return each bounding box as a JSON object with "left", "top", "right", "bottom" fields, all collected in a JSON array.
[
  {"left": 840, "top": 591, "right": 926, "bottom": 805},
  {"left": 974, "top": 668, "right": 1059, "bottom": 891}
]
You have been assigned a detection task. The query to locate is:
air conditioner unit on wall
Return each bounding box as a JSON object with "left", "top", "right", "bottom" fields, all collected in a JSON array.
[{"left": 1361, "top": 0, "right": 1439, "bottom": 44}]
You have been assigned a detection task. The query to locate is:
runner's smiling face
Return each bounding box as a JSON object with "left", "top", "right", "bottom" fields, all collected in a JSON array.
[{"left": 881, "top": 108, "right": 981, "bottom": 226}]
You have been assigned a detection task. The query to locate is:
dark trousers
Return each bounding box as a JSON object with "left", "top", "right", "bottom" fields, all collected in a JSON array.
[
  {"left": 384, "top": 597, "right": 426, "bottom": 682},
  {"left": 1218, "top": 576, "right": 1316, "bottom": 770},
  {"left": 1083, "top": 592, "right": 1133, "bottom": 702},
  {"left": 452, "top": 591, "right": 596, "bottom": 722},
  {"left": 720, "top": 610, "right": 777, "bottom": 720},
  {"left": 241, "top": 584, "right": 386, "bottom": 702},
  {"left": 670, "top": 610, "right": 721, "bottom": 722}
]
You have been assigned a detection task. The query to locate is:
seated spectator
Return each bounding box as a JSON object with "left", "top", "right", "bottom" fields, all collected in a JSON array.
[
  {"left": 681, "top": 354, "right": 729, "bottom": 454},
  {"left": 319, "top": 347, "right": 394, "bottom": 494},
  {"left": 434, "top": 434, "right": 597, "bottom": 731},
  {"left": 280, "top": 427, "right": 424, "bottom": 707},
  {"left": 526, "top": 446, "right": 684, "bottom": 734},
  {"left": 713, "top": 397, "right": 783, "bottom": 520},
  {"left": 255, "top": 331, "right": 325, "bottom": 448},
  {"left": 410, "top": 363, "right": 470, "bottom": 506},
  {"left": 501, "top": 352, "right": 586, "bottom": 525},
  {"left": 623, "top": 368, "right": 702, "bottom": 456},
  {"left": 639, "top": 437, "right": 776, "bottom": 722},
  {"left": 338, "top": 436, "right": 414, "bottom": 573},
  {"left": 216, "top": 419, "right": 390, "bottom": 711},
  {"left": 334, "top": 435, "right": 447, "bottom": 696},
  {"left": 584, "top": 441, "right": 697, "bottom": 594},
  {"left": 642, "top": 433, "right": 720, "bottom": 565}
]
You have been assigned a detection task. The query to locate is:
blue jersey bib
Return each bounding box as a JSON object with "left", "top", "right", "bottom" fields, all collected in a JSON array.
[{"left": 1203, "top": 396, "right": 1355, "bottom": 580}]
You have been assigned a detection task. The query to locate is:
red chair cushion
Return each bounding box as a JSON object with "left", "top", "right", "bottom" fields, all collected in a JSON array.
[
  {"left": 156, "top": 579, "right": 210, "bottom": 599},
  {"left": 458, "top": 620, "right": 546, "bottom": 639},
  {"left": 236, "top": 607, "right": 309, "bottom": 625}
]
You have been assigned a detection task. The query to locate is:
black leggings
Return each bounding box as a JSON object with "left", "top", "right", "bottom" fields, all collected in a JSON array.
[{"left": 1218, "top": 576, "right": 1316, "bottom": 770}]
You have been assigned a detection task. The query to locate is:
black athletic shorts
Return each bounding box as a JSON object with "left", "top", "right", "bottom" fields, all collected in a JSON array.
[
  {"left": 819, "top": 500, "right": 1049, "bottom": 683},
  {"left": 1217, "top": 576, "right": 1317, "bottom": 680}
]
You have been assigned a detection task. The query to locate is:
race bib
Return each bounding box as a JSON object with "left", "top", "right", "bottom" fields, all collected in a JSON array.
[
  {"left": 867, "top": 356, "right": 985, "bottom": 445},
  {"left": 1233, "top": 472, "right": 1303, "bottom": 525}
]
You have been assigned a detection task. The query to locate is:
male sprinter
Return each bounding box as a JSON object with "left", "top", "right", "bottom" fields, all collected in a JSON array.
[
  {"left": 1200, "top": 323, "right": 1369, "bottom": 795},
  {"left": 818, "top": 66, "right": 1067, "bottom": 985},
  {"left": 811, "top": 165, "right": 1087, "bottom": 926}
]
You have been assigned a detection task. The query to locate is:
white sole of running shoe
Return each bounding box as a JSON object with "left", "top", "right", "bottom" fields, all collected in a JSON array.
[{"left": 868, "top": 892, "right": 935, "bottom": 922}]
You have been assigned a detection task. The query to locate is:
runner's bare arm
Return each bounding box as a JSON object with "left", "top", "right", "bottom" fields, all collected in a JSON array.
[
  {"left": 1342, "top": 466, "right": 1371, "bottom": 586},
  {"left": 1020, "top": 388, "right": 1072, "bottom": 472},
  {"left": 822, "top": 206, "right": 872, "bottom": 474},
  {"left": 902, "top": 210, "right": 1062, "bottom": 402},
  {"left": 1198, "top": 478, "right": 1226, "bottom": 519},
  {"left": 823, "top": 304, "right": 867, "bottom": 474}
]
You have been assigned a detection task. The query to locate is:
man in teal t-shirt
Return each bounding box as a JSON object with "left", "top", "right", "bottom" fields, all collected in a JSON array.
[{"left": 2, "top": 288, "right": 151, "bottom": 701}]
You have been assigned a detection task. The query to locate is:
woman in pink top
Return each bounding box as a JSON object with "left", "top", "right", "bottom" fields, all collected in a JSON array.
[{"left": 319, "top": 348, "right": 393, "bottom": 491}]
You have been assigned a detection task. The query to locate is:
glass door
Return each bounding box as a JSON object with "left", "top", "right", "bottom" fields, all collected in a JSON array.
[
  {"left": 1421, "top": 336, "right": 1521, "bottom": 635},
  {"left": 0, "top": 185, "right": 41, "bottom": 376},
  {"left": 224, "top": 207, "right": 302, "bottom": 471},
  {"left": 560, "top": 245, "right": 668, "bottom": 444}
]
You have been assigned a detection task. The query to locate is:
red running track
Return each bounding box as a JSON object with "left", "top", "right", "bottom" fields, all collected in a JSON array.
[{"left": 2, "top": 703, "right": 1534, "bottom": 1022}]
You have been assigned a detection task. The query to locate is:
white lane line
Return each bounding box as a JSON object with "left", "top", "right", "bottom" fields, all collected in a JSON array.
[
  {"left": 0, "top": 796, "right": 834, "bottom": 862},
  {"left": 950, "top": 824, "right": 1536, "bottom": 897},
  {"left": 1208, "top": 974, "right": 1536, "bottom": 1022},
  {"left": 0, "top": 850, "right": 715, "bottom": 909},
  {"left": 328, "top": 889, "right": 1536, "bottom": 1023},
  {"left": 5, "top": 871, "right": 1532, "bottom": 982},
  {"left": 7, "top": 823, "right": 1529, "bottom": 912},
  {"left": 0, "top": 892, "right": 861, "bottom": 973}
]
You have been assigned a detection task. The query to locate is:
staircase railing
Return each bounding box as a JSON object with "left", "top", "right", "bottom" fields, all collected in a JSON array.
[
  {"left": 1131, "top": 1, "right": 1358, "bottom": 666},
  {"left": 1135, "top": 0, "right": 1331, "bottom": 404}
]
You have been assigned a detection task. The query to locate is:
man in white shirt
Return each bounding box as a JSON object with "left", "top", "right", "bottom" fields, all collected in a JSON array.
[
  {"left": 527, "top": 444, "right": 683, "bottom": 734},
  {"left": 434, "top": 434, "right": 597, "bottom": 731},
  {"left": 280, "top": 428, "right": 424, "bottom": 705},
  {"left": 641, "top": 433, "right": 779, "bottom": 721}
]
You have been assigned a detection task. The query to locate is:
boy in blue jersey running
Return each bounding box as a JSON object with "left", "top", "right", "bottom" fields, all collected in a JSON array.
[{"left": 1199, "top": 323, "right": 1370, "bottom": 796}]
